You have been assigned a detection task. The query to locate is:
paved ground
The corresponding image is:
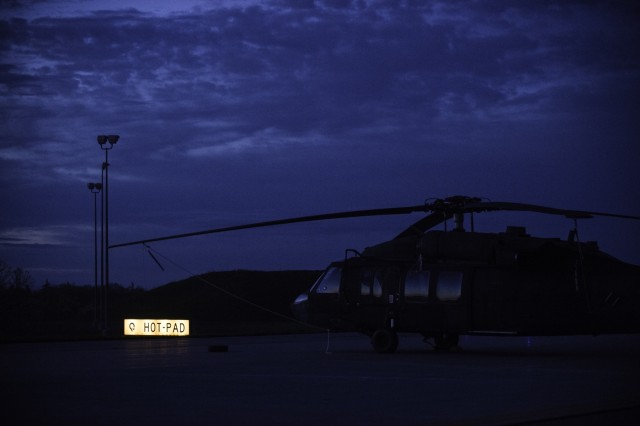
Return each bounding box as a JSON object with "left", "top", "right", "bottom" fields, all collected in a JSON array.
[{"left": 2, "top": 333, "right": 640, "bottom": 425}]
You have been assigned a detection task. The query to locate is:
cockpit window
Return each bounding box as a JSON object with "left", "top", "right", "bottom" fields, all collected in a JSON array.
[{"left": 313, "top": 267, "right": 341, "bottom": 294}]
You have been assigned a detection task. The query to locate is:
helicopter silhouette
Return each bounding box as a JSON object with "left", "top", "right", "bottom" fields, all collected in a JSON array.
[{"left": 112, "top": 196, "right": 640, "bottom": 353}]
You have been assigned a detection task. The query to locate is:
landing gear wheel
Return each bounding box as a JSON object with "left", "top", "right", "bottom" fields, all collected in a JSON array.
[
  {"left": 434, "top": 333, "right": 459, "bottom": 351},
  {"left": 371, "top": 329, "right": 399, "bottom": 354}
]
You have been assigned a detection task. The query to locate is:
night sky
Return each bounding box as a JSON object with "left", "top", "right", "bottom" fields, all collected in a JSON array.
[{"left": 2, "top": 0, "right": 639, "bottom": 289}]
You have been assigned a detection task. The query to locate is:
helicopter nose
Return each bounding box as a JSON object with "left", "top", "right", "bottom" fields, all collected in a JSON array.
[{"left": 291, "top": 292, "right": 310, "bottom": 323}]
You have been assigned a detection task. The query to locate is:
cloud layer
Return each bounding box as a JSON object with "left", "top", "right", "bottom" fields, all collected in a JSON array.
[{"left": 1, "top": 0, "right": 639, "bottom": 287}]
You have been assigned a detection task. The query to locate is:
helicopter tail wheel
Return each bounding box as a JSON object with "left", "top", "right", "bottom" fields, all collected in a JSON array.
[
  {"left": 371, "top": 328, "right": 399, "bottom": 354},
  {"left": 434, "top": 333, "right": 459, "bottom": 351}
]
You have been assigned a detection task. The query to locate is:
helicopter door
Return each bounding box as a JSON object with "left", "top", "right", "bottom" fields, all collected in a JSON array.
[
  {"left": 341, "top": 265, "right": 399, "bottom": 330},
  {"left": 397, "top": 270, "right": 432, "bottom": 332},
  {"left": 398, "top": 268, "right": 469, "bottom": 333},
  {"left": 307, "top": 266, "right": 342, "bottom": 328},
  {"left": 433, "top": 269, "right": 469, "bottom": 333}
]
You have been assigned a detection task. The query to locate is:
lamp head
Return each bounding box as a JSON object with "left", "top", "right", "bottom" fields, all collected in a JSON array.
[{"left": 87, "top": 182, "right": 102, "bottom": 192}]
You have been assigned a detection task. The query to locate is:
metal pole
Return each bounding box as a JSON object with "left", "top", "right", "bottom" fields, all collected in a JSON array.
[
  {"left": 104, "top": 149, "right": 109, "bottom": 334},
  {"left": 93, "top": 188, "right": 98, "bottom": 327},
  {"left": 88, "top": 183, "right": 101, "bottom": 328},
  {"left": 100, "top": 164, "right": 105, "bottom": 332}
]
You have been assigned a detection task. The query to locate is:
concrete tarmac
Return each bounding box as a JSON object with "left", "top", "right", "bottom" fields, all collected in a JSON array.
[{"left": 2, "top": 333, "right": 640, "bottom": 425}]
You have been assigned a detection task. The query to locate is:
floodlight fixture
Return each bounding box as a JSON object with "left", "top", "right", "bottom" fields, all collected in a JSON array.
[
  {"left": 97, "top": 134, "right": 119, "bottom": 149},
  {"left": 87, "top": 182, "right": 102, "bottom": 192}
]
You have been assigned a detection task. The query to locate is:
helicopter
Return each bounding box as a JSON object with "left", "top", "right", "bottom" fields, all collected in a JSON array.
[{"left": 111, "top": 195, "right": 640, "bottom": 353}]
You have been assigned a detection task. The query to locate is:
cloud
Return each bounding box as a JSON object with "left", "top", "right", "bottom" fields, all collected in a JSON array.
[
  {"left": 1, "top": 0, "right": 639, "bottom": 286},
  {"left": 0, "top": 225, "right": 86, "bottom": 246},
  {"left": 5, "top": 2, "right": 636, "bottom": 142},
  {"left": 184, "top": 127, "right": 319, "bottom": 157}
]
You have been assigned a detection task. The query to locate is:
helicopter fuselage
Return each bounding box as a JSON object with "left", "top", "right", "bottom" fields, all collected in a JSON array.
[{"left": 291, "top": 228, "right": 640, "bottom": 353}]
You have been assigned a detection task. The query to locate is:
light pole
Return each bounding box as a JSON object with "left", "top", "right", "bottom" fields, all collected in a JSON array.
[
  {"left": 97, "top": 134, "right": 119, "bottom": 334},
  {"left": 87, "top": 182, "right": 102, "bottom": 327}
]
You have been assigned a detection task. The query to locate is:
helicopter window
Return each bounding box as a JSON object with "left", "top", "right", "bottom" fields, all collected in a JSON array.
[
  {"left": 436, "top": 271, "right": 463, "bottom": 302},
  {"left": 361, "top": 282, "right": 369, "bottom": 296},
  {"left": 360, "top": 270, "right": 383, "bottom": 297},
  {"left": 314, "top": 267, "right": 341, "bottom": 294},
  {"left": 373, "top": 273, "right": 383, "bottom": 298},
  {"left": 361, "top": 280, "right": 370, "bottom": 296},
  {"left": 404, "top": 270, "right": 430, "bottom": 300}
]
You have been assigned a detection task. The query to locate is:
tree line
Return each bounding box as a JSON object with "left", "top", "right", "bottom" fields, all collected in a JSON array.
[
  {"left": 0, "top": 260, "right": 144, "bottom": 341},
  {"left": 0, "top": 260, "right": 34, "bottom": 291}
]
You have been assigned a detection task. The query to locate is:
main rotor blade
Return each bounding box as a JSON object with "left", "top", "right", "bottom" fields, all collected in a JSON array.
[
  {"left": 393, "top": 200, "right": 640, "bottom": 240},
  {"left": 460, "top": 201, "right": 640, "bottom": 220},
  {"left": 110, "top": 196, "right": 640, "bottom": 249},
  {"left": 110, "top": 205, "right": 427, "bottom": 249}
]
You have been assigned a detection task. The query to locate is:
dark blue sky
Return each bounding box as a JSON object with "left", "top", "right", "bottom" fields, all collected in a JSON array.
[{"left": 1, "top": 0, "right": 639, "bottom": 288}]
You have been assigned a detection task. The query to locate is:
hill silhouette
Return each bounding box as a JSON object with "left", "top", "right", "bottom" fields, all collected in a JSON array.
[
  {"left": 129, "top": 270, "right": 322, "bottom": 335},
  {"left": 0, "top": 270, "right": 323, "bottom": 342}
]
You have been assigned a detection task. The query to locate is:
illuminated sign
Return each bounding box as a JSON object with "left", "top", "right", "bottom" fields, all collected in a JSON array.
[{"left": 124, "top": 319, "right": 190, "bottom": 336}]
